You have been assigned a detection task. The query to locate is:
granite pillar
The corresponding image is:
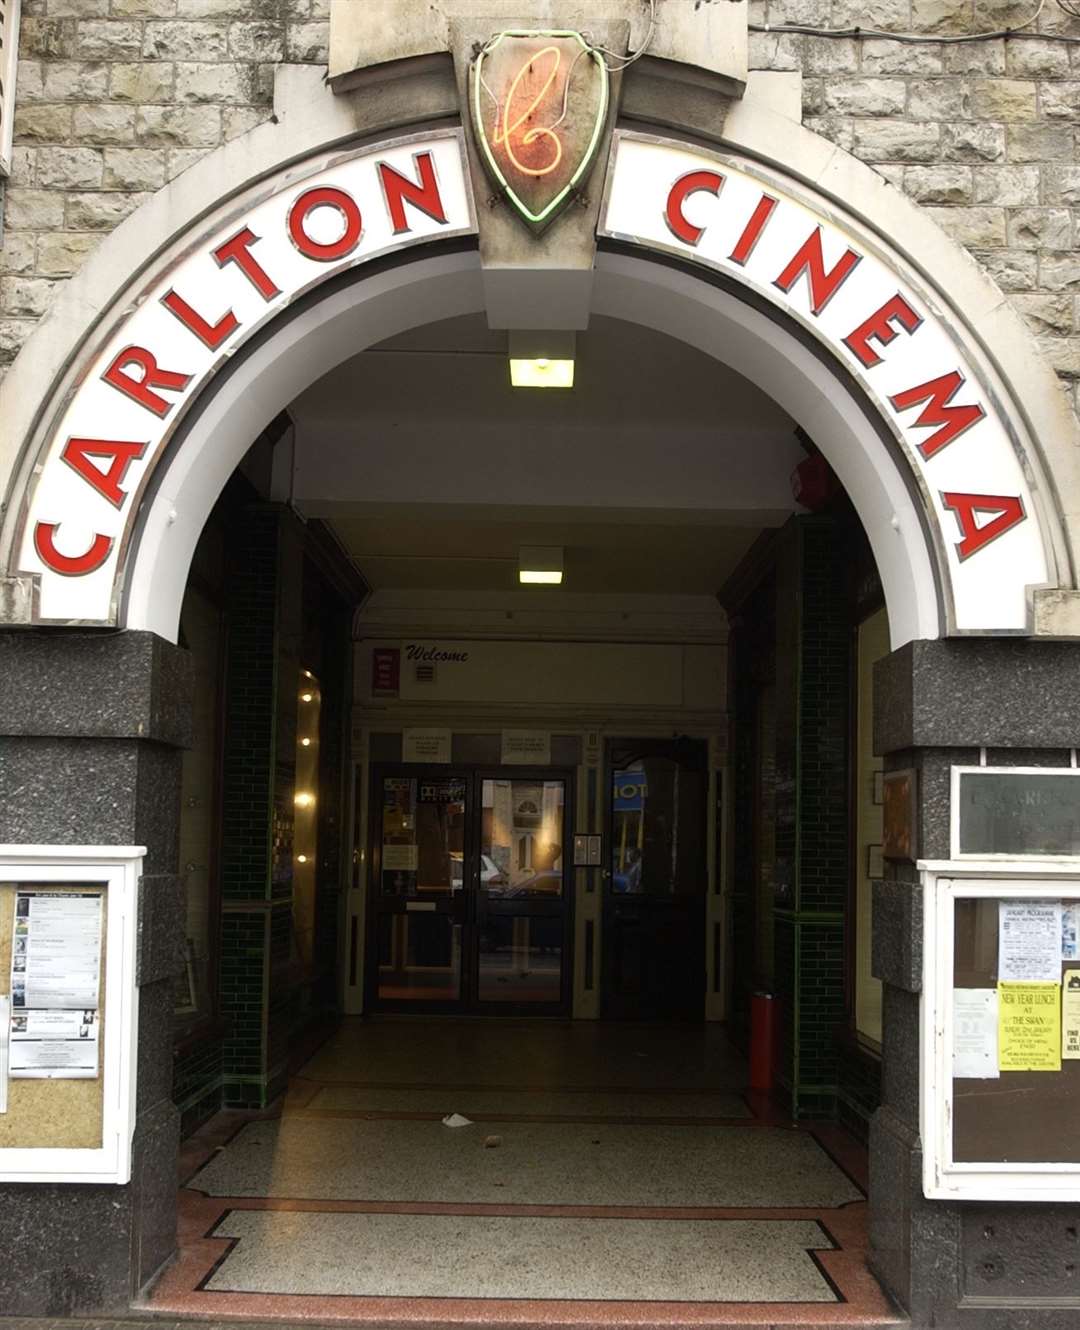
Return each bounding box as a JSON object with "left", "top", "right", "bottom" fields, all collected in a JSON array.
[
  {"left": 0, "top": 629, "right": 192, "bottom": 1315},
  {"left": 869, "top": 637, "right": 1080, "bottom": 1329}
]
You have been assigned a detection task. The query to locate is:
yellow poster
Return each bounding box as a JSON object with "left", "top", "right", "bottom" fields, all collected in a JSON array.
[
  {"left": 998, "top": 982, "right": 1061, "bottom": 1071},
  {"left": 1063, "top": 970, "right": 1080, "bottom": 1060}
]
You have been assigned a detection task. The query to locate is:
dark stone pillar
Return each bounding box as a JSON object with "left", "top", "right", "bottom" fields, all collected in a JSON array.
[
  {"left": 219, "top": 502, "right": 303, "bottom": 1108},
  {"left": 0, "top": 630, "right": 192, "bottom": 1315},
  {"left": 870, "top": 638, "right": 1080, "bottom": 1329}
]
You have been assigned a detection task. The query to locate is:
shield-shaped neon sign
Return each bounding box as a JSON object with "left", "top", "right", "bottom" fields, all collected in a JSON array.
[{"left": 471, "top": 30, "right": 610, "bottom": 231}]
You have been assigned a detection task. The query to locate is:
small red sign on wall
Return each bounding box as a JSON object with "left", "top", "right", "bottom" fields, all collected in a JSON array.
[{"left": 372, "top": 647, "right": 400, "bottom": 698}]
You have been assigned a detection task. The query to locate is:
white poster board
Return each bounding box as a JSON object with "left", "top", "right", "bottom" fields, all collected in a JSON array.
[
  {"left": 0, "top": 846, "right": 143, "bottom": 1184},
  {"left": 0, "top": 0, "right": 19, "bottom": 178}
]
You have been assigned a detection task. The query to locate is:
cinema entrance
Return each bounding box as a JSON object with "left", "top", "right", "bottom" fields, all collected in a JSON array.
[{"left": 2, "top": 32, "right": 1080, "bottom": 1330}]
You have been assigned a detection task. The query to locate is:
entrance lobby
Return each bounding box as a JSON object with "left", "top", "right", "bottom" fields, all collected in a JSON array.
[{"left": 151, "top": 1018, "right": 896, "bottom": 1324}]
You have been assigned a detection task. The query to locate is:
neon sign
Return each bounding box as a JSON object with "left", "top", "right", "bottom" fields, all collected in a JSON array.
[{"left": 471, "top": 30, "right": 609, "bottom": 230}]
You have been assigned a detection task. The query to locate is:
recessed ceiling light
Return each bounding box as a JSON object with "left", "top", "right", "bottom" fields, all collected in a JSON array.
[
  {"left": 509, "top": 331, "right": 575, "bottom": 389},
  {"left": 518, "top": 546, "right": 564, "bottom": 585}
]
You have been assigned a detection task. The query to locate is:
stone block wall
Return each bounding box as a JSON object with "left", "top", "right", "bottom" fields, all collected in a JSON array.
[
  {"left": 0, "top": 0, "right": 329, "bottom": 379},
  {"left": 2, "top": 1, "right": 1079, "bottom": 405},
  {"left": 750, "top": 0, "right": 1080, "bottom": 414}
]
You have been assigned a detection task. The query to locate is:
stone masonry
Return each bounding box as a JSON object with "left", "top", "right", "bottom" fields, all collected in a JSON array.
[
  {"left": 2, "top": 0, "right": 1080, "bottom": 427},
  {"left": 0, "top": 0, "right": 328, "bottom": 377}
]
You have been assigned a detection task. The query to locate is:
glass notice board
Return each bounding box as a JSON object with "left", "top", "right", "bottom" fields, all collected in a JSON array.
[
  {"left": 0, "top": 846, "right": 143, "bottom": 1184},
  {"left": 923, "top": 864, "right": 1080, "bottom": 1200}
]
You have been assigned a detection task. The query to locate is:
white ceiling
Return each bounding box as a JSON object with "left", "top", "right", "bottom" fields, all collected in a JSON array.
[{"left": 286, "top": 313, "right": 803, "bottom": 606}]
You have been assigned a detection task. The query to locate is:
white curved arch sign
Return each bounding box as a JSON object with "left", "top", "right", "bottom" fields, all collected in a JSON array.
[
  {"left": 12, "top": 129, "right": 476, "bottom": 626},
  {"left": 9, "top": 125, "right": 1055, "bottom": 633},
  {"left": 601, "top": 132, "right": 1051, "bottom": 633}
]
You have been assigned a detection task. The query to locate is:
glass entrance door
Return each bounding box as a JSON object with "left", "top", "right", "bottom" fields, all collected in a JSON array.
[
  {"left": 370, "top": 768, "right": 571, "bottom": 1014},
  {"left": 602, "top": 738, "right": 708, "bottom": 1021}
]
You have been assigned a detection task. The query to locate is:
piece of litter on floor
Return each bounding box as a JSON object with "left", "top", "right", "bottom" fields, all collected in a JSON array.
[
  {"left": 483, "top": 1134, "right": 502, "bottom": 1148},
  {"left": 441, "top": 1112, "right": 473, "bottom": 1127}
]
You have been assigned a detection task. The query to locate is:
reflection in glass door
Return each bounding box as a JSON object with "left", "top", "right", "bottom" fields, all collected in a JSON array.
[
  {"left": 603, "top": 739, "right": 707, "bottom": 1021},
  {"left": 369, "top": 769, "right": 571, "bottom": 1014},
  {"left": 476, "top": 777, "right": 566, "bottom": 1007},
  {"left": 374, "top": 773, "right": 468, "bottom": 1004}
]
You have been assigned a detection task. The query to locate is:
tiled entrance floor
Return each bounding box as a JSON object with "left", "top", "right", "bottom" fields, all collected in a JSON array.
[{"left": 147, "top": 1018, "right": 905, "bottom": 1329}]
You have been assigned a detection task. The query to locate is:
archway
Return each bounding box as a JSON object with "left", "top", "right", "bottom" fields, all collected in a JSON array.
[
  {"left": 2, "top": 70, "right": 1079, "bottom": 1326},
  {"left": 0, "top": 117, "right": 1072, "bottom": 646}
]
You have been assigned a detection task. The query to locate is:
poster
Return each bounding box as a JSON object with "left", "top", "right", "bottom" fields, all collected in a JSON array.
[
  {"left": 381, "top": 844, "right": 418, "bottom": 872},
  {"left": 403, "top": 728, "right": 452, "bottom": 764},
  {"left": 998, "top": 981, "right": 1061, "bottom": 1072},
  {"left": 1063, "top": 907, "right": 1078, "bottom": 961},
  {"left": 501, "top": 729, "right": 551, "bottom": 765},
  {"left": 9, "top": 891, "right": 102, "bottom": 1080},
  {"left": 10, "top": 1009, "right": 99, "bottom": 1077},
  {"left": 0, "top": 995, "right": 8, "bottom": 1113},
  {"left": 953, "top": 988, "right": 999, "bottom": 1079},
  {"left": 998, "top": 901, "right": 1062, "bottom": 982},
  {"left": 418, "top": 778, "right": 466, "bottom": 805},
  {"left": 1063, "top": 969, "right": 1080, "bottom": 1060}
]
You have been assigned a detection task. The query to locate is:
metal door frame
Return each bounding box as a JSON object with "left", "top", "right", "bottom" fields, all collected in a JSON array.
[{"left": 365, "top": 763, "right": 575, "bottom": 1016}]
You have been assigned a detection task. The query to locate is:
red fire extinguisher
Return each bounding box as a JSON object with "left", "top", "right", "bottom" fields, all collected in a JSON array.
[{"left": 750, "top": 990, "right": 779, "bottom": 1091}]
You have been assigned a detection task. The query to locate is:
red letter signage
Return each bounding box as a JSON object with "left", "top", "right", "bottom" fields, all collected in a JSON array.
[
  {"left": 890, "top": 372, "right": 986, "bottom": 460},
  {"left": 102, "top": 346, "right": 193, "bottom": 418},
  {"left": 665, "top": 171, "right": 725, "bottom": 247},
  {"left": 288, "top": 186, "right": 363, "bottom": 262},
  {"left": 379, "top": 153, "right": 448, "bottom": 235}
]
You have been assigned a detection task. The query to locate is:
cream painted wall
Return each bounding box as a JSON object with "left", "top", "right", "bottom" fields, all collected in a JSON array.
[
  {"left": 855, "top": 607, "right": 889, "bottom": 1047},
  {"left": 356, "top": 636, "right": 726, "bottom": 715}
]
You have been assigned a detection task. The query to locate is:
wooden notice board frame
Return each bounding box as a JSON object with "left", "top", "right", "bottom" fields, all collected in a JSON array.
[{"left": 0, "top": 845, "right": 143, "bottom": 1184}]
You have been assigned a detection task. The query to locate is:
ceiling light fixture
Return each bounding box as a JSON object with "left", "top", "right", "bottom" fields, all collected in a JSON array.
[
  {"left": 519, "top": 546, "right": 564, "bottom": 585},
  {"left": 509, "top": 330, "right": 575, "bottom": 388}
]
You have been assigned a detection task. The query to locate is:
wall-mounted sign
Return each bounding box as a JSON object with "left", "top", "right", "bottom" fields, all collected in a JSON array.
[
  {"left": 600, "top": 132, "right": 1052, "bottom": 633},
  {"left": 8, "top": 127, "right": 1060, "bottom": 636},
  {"left": 883, "top": 769, "right": 917, "bottom": 862},
  {"left": 470, "top": 30, "right": 608, "bottom": 230},
  {"left": 953, "top": 767, "right": 1080, "bottom": 859},
  {"left": 391, "top": 639, "right": 685, "bottom": 707},
  {"left": 501, "top": 729, "right": 551, "bottom": 765},
  {"left": 13, "top": 130, "right": 476, "bottom": 625},
  {"left": 403, "top": 728, "right": 451, "bottom": 765},
  {"left": 371, "top": 648, "right": 400, "bottom": 699},
  {"left": 0, "top": 0, "right": 18, "bottom": 178}
]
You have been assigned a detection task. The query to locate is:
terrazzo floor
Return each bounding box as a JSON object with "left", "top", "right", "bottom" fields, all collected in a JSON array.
[
  {"left": 204, "top": 1212, "right": 838, "bottom": 1302},
  {"left": 148, "top": 1017, "right": 904, "bottom": 1329}
]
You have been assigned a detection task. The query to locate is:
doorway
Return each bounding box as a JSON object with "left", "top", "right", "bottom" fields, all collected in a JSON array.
[
  {"left": 368, "top": 767, "right": 573, "bottom": 1015},
  {"left": 602, "top": 737, "right": 708, "bottom": 1022}
]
